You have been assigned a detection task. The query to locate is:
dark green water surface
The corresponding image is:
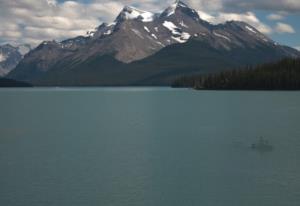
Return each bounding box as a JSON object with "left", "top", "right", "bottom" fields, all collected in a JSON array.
[{"left": 0, "top": 88, "right": 300, "bottom": 206}]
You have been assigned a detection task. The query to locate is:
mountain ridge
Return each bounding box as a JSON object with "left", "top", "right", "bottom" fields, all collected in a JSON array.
[{"left": 7, "top": 0, "right": 300, "bottom": 86}]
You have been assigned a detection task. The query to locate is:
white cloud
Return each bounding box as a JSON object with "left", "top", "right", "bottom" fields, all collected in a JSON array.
[
  {"left": 47, "top": 0, "right": 57, "bottom": 7},
  {"left": 274, "top": 22, "right": 295, "bottom": 33},
  {"left": 188, "top": 0, "right": 223, "bottom": 11},
  {"left": 0, "top": 0, "right": 124, "bottom": 46},
  {"left": 267, "top": 13, "right": 285, "bottom": 21},
  {"left": 198, "top": 11, "right": 273, "bottom": 34},
  {"left": 0, "top": 0, "right": 297, "bottom": 47},
  {"left": 197, "top": 11, "right": 216, "bottom": 22},
  {"left": 185, "top": 0, "right": 300, "bottom": 12},
  {"left": 222, "top": 0, "right": 300, "bottom": 12},
  {"left": 295, "top": 46, "right": 300, "bottom": 51}
]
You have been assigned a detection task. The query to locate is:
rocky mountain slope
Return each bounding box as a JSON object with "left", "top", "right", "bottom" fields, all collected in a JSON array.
[
  {"left": 8, "top": 1, "right": 300, "bottom": 86},
  {"left": 0, "top": 44, "right": 31, "bottom": 76}
]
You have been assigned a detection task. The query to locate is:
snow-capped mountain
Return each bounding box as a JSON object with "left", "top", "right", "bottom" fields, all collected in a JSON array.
[
  {"left": 8, "top": 1, "right": 300, "bottom": 85},
  {"left": 83, "top": 1, "right": 213, "bottom": 62},
  {"left": 0, "top": 44, "right": 31, "bottom": 76}
]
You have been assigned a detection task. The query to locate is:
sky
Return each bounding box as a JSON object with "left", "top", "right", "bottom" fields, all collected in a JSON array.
[{"left": 0, "top": 0, "right": 299, "bottom": 50}]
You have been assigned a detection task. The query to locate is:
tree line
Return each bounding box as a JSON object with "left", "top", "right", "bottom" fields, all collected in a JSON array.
[{"left": 172, "top": 58, "right": 300, "bottom": 90}]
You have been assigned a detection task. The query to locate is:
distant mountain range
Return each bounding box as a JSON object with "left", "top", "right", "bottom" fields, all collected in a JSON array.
[
  {"left": 7, "top": 1, "right": 300, "bottom": 86},
  {"left": 0, "top": 44, "right": 31, "bottom": 76}
]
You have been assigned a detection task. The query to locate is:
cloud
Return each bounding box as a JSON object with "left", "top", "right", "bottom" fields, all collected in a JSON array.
[
  {"left": 0, "top": 0, "right": 297, "bottom": 46},
  {"left": 180, "top": 0, "right": 300, "bottom": 13},
  {"left": 222, "top": 0, "right": 300, "bottom": 13},
  {"left": 274, "top": 22, "right": 296, "bottom": 33},
  {"left": 188, "top": 0, "right": 223, "bottom": 11},
  {"left": 0, "top": 0, "right": 124, "bottom": 46},
  {"left": 198, "top": 11, "right": 273, "bottom": 34},
  {"left": 295, "top": 46, "right": 300, "bottom": 51},
  {"left": 267, "top": 13, "right": 285, "bottom": 21}
]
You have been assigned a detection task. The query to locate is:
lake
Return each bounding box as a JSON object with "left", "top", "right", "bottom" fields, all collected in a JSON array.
[{"left": 0, "top": 88, "right": 300, "bottom": 206}]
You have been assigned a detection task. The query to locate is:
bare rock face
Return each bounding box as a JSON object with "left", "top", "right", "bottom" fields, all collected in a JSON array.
[{"left": 8, "top": 1, "right": 300, "bottom": 84}]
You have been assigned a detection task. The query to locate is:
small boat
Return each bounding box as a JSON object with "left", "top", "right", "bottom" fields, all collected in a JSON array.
[{"left": 251, "top": 137, "right": 273, "bottom": 152}]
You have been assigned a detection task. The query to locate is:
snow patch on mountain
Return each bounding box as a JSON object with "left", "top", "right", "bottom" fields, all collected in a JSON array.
[
  {"left": 163, "top": 21, "right": 191, "bottom": 43},
  {"left": 139, "top": 12, "right": 155, "bottom": 22},
  {"left": 123, "top": 6, "right": 143, "bottom": 19},
  {"left": 119, "top": 6, "right": 155, "bottom": 22},
  {"left": 181, "top": 32, "right": 191, "bottom": 40},
  {"left": 172, "top": 32, "right": 191, "bottom": 43},
  {"left": 246, "top": 26, "right": 257, "bottom": 33},
  {"left": 163, "top": 21, "right": 181, "bottom": 35},
  {"left": 213, "top": 32, "right": 231, "bottom": 41},
  {"left": 131, "top": 29, "right": 144, "bottom": 39},
  {"left": 144, "top": 26, "right": 150, "bottom": 33},
  {"left": 108, "top": 22, "right": 117, "bottom": 27},
  {"left": 151, "top": 34, "right": 158, "bottom": 39},
  {"left": 87, "top": 31, "right": 95, "bottom": 37},
  {"left": 104, "top": 30, "right": 112, "bottom": 35}
]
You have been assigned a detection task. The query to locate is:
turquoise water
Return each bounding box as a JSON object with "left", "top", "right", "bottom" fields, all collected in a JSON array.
[{"left": 0, "top": 88, "right": 300, "bottom": 206}]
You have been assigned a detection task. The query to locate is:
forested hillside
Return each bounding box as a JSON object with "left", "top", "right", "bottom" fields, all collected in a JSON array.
[
  {"left": 172, "top": 58, "right": 300, "bottom": 90},
  {"left": 0, "top": 78, "right": 32, "bottom": 87}
]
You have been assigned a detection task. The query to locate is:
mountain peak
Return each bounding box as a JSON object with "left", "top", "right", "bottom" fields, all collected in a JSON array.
[
  {"left": 174, "top": 0, "right": 189, "bottom": 8},
  {"left": 160, "top": 0, "right": 200, "bottom": 20},
  {"left": 161, "top": 1, "right": 187, "bottom": 16},
  {"left": 115, "top": 6, "right": 155, "bottom": 23},
  {"left": 1, "top": 44, "right": 16, "bottom": 50}
]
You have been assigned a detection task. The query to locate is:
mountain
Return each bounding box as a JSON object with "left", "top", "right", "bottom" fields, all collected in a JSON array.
[
  {"left": 8, "top": 1, "right": 300, "bottom": 86},
  {"left": 0, "top": 44, "right": 31, "bottom": 76}
]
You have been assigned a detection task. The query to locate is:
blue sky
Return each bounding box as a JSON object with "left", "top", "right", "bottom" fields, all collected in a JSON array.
[
  {"left": 254, "top": 11, "right": 299, "bottom": 48},
  {"left": 0, "top": 0, "right": 299, "bottom": 50}
]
